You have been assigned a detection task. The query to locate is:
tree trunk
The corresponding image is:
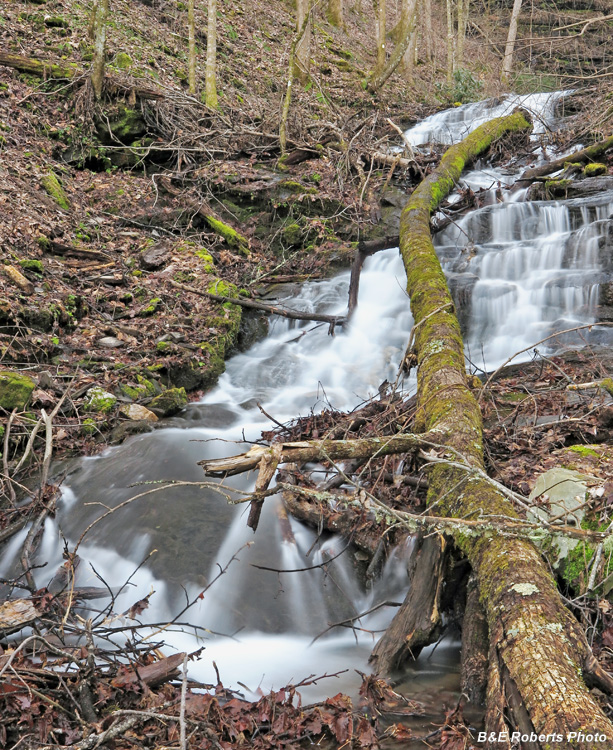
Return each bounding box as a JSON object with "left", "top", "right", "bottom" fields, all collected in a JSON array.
[
  {"left": 446, "top": 0, "right": 454, "bottom": 84},
  {"left": 205, "top": 0, "right": 218, "bottom": 107},
  {"left": 372, "top": 0, "right": 386, "bottom": 76},
  {"left": 188, "top": 0, "right": 196, "bottom": 95},
  {"left": 91, "top": 0, "right": 109, "bottom": 100},
  {"left": 456, "top": 0, "right": 469, "bottom": 70},
  {"left": 295, "top": 0, "right": 313, "bottom": 83},
  {"left": 502, "top": 0, "right": 523, "bottom": 84},
  {"left": 422, "top": 0, "right": 433, "bottom": 61},
  {"left": 385, "top": 110, "right": 613, "bottom": 743},
  {"left": 367, "top": 0, "right": 417, "bottom": 91},
  {"left": 281, "top": 4, "right": 313, "bottom": 152},
  {"left": 328, "top": 0, "right": 343, "bottom": 27}
]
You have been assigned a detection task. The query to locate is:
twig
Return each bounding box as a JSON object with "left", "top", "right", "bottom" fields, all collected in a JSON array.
[{"left": 180, "top": 653, "right": 188, "bottom": 750}]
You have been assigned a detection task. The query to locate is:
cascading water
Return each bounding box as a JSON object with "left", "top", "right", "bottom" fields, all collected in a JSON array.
[{"left": 4, "top": 91, "right": 612, "bottom": 711}]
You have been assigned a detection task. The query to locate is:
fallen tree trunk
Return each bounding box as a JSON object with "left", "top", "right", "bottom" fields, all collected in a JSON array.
[
  {"left": 381, "top": 108, "right": 613, "bottom": 744},
  {"left": 519, "top": 133, "right": 613, "bottom": 182}
]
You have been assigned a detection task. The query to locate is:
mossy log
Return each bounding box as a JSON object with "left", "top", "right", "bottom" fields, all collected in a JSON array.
[
  {"left": 0, "top": 52, "right": 79, "bottom": 80},
  {"left": 520, "top": 134, "right": 613, "bottom": 182},
  {"left": 386, "top": 109, "right": 613, "bottom": 745},
  {"left": 0, "top": 52, "right": 164, "bottom": 100}
]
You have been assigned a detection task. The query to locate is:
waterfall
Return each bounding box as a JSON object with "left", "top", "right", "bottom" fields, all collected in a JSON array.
[{"left": 4, "top": 91, "right": 612, "bottom": 705}]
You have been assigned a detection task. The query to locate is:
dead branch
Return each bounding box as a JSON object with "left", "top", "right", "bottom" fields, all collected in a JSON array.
[{"left": 169, "top": 279, "right": 346, "bottom": 327}]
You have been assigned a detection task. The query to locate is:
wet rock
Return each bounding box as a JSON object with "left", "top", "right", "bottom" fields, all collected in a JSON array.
[
  {"left": 601, "top": 280, "right": 613, "bottom": 307},
  {"left": 140, "top": 242, "right": 171, "bottom": 271},
  {"left": 446, "top": 272, "right": 478, "bottom": 335},
  {"left": 120, "top": 403, "right": 158, "bottom": 421},
  {"left": 109, "top": 420, "right": 155, "bottom": 444},
  {"left": 0, "top": 371, "right": 36, "bottom": 411},
  {"left": 149, "top": 387, "right": 188, "bottom": 417}
]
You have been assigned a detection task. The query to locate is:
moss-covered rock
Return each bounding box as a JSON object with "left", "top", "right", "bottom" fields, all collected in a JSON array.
[
  {"left": 41, "top": 171, "right": 70, "bottom": 210},
  {"left": 84, "top": 386, "right": 117, "bottom": 413},
  {"left": 149, "top": 387, "right": 188, "bottom": 417},
  {"left": 584, "top": 162, "right": 607, "bottom": 177},
  {"left": 19, "top": 259, "right": 44, "bottom": 274},
  {"left": 0, "top": 371, "right": 36, "bottom": 410},
  {"left": 113, "top": 52, "right": 133, "bottom": 70}
]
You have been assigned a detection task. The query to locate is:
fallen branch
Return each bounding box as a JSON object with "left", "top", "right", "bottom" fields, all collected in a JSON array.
[
  {"left": 169, "top": 279, "right": 346, "bottom": 328},
  {"left": 199, "top": 433, "right": 425, "bottom": 477},
  {"left": 518, "top": 133, "right": 613, "bottom": 182}
]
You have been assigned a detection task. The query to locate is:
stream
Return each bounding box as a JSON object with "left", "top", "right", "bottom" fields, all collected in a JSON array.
[{"left": 3, "top": 91, "right": 613, "bottom": 723}]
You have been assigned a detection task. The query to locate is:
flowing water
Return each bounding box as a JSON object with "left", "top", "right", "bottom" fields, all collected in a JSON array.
[{"left": 3, "top": 92, "right": 613, "bottom": 717}]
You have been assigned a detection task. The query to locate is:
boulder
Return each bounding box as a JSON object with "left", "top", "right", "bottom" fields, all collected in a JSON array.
[
  {"left": 149, "top": 387, "right": 188, "bottom": 417},
  {"left": 0, "top": 371, "right": 36, "bottom": 411}
]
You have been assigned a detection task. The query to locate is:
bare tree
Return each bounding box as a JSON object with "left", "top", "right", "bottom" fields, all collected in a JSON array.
[
  {"left": 372, "top": 0, "right": 386, "bottom": 76},
  {"left": 90, "top": 0, "right": 109, "bottom": 100},
  {"left": 328, "top": 0, "right": 343, "bottom": 27},
  {"left": 502, "top": 0, "right": 523, "bottom": 84},
  {"left": 295, "top": 0, "right": 313, "bottom": 83},
  {"left": 205, "top": 0, "right": 218, "bottom": 107},
  {"left": 368, "top": 0, "right": 418, "bottom": 91},
  {"left": 188, "top": 0, "right": 196, "bottom": 95},
  {"left": 281, "top": 4, "right": 313, "bottom": 151}
]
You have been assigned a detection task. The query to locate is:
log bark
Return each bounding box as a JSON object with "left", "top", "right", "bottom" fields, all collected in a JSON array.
[
  {"left": 387, "top": 108, "right": 613, "bottom": 743},
  {"left": 460, "top": 575, "right": 488, "bottom": 706}
]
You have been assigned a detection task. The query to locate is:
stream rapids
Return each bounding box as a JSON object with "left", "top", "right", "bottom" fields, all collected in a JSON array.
[{"left": 3, "top": 91, "right": 613, "bottom": 712}]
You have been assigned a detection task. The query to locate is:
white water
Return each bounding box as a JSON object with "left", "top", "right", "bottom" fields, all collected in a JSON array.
[{"left": 3, "top": 92, "right": 612, "bottom": 705}]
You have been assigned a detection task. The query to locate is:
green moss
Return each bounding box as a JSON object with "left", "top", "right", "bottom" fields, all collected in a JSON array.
[
  {"left": 584, "top": 162, "right": 607, "bottom": 177},
  {"left": 279, "top": 180, "right": 318, "bottom": 195},
  {"left": 194, "top": 249, "right": 216, "bottom": 273},
  {"left": 149, "top": 387, "right": 188, "bottom": 416},
  {"left": 600, "top": 378, "right": 613, "bottom": 396},
  {"left": 202, "top": 215, "right": 250, "bottom": 255},
  {"left": 140, "top": 298, "right": 162, "bottom": 316},
  {"left": 0, "top": 371, "right": 36, "bottom": 410},
  {"left": 156, "top": 341, "right": 172, "bottom": 353},
  {"left": 567, "top": 445, "right": 599, "bottom": 458},
  {"left": 113, "top": 52, "right": 132, "bottom": 70},
  {"left": 19, "top": 259, "right": 44, "bottom": 274},
  {"left": 41, "top": 171, "right": 70, "bottom": 210},
  {"left": 281, "top": 222, "right": 303, "bottom": 246},
  {"left": 81, "top": 417, "right": 97, "bottom": 435},
  {"left": 84, "top": 386, "right": 117, "bottom": 414}
]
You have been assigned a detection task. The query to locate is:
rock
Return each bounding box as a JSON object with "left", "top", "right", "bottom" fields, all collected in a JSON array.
[
  {"left": 140, "top": 242, "right": 171, "bottom": 271},
  {"left": 98, "top": 336, "right": 124, "bottom": 348},
  {"left": 528, "top": 468, "right": 593, "bottom": 570},
  {"left": 0, "top": 371, "right": 36, "bottom": 411},
  {"left": 84, "top": 386, "right": 117, "bottom": 413},
  {"left": 149, "top": 387, "right": 188, "bottom": 417},
  {"left": 119, "top": 403, "right": 158, "bottom": 422},
  {"left": 109, "top": 420, "right": 155, "bottom": 444}
]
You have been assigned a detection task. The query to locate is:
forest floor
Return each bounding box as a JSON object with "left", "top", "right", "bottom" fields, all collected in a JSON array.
[{"left": 1, "top": 0, "right": 613, "bottom": 746}]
